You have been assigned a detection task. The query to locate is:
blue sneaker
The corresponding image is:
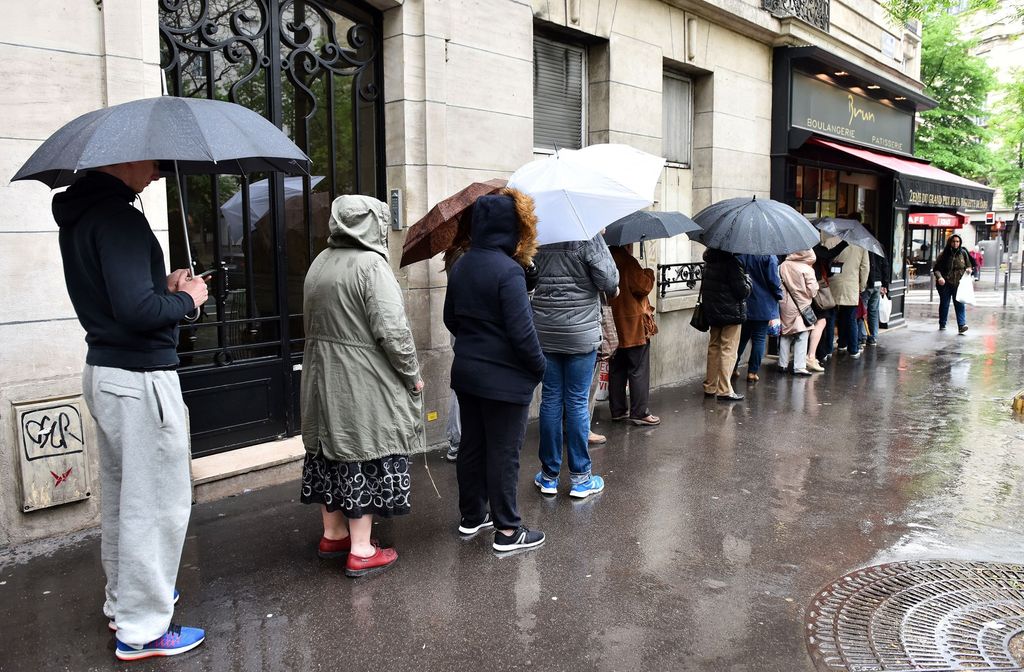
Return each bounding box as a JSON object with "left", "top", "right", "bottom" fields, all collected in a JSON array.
[
  {"left": 115, "top": 624, "right": 205, "bottom": 660},
  {"left": 108, "top": 588, "right": 180, "bottom": 632},
  {"left": 534, "top": 472, "right": 558, "bottom": 495},
  {"left": 569, "top": 475, "right": 605, "bottom": 499}
]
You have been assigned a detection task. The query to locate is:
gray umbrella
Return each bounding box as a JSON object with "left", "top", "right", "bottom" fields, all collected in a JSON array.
[
  {"left": 813, "top": 217, "right": 885, "bottom": 257},
  {"left": 692, "top": 196, "right": 819, "bottom": 255},
  {"left": 11, "top": 96, "right": 310, "bottom": 188},
  {"left": 602, "top": 210, "right": 702, "bottom": 246},
  {"left": 13, "top": 96, "right": 311, "bottom": 321}
]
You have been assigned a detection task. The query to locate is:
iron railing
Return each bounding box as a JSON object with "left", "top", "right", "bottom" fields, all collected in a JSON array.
[
  {"left": 762, "top": 0, "right": 830, "bottom": 31},
  {"left": 657, "top": 262, "right": 704, "bottom": 297}
]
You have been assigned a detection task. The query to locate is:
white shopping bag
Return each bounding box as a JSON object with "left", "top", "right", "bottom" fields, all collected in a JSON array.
[
  {"left": 955, "top": 276, "right": 976, "bottom": 305},
  {"left": 878, "top": 295, "right": 892, "bottom": 324}
]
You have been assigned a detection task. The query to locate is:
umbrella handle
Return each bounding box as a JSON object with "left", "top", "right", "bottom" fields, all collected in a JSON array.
[{"left": 173, "top": 160, "right": 202, "bottom": 323}]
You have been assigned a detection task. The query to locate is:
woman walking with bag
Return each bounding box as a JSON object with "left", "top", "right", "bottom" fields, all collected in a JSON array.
[
  {"left": 778, "top": 249, "right": 819, "bottom": 376},
  {"left": 933, "top": 234, "right": 976, "bottom": 334}
]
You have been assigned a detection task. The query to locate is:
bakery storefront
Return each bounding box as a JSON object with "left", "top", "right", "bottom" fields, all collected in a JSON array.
[{"left": 770, "top": 47, "right": 994, "bottom": 325}]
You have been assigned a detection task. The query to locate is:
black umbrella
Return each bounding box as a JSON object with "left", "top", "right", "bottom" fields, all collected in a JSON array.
[
  {"left": 12, "top": 96, "right": 310, "bottom": 188},
  {"left": 12, "top": 96, "right": 311, "bottom": 320},
  {"left": 602, "top": 210, "right": 702, "bottom": 246},
  {"left": 813, "top": 217, "right": 885, "bottom": 256},
  {"left": 692, "top": 196, "right": 819, "bottom": 255}
]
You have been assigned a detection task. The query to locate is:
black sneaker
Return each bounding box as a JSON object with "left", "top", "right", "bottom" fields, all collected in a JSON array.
[
  {"left": 958, "top": 325, "right": 969, "bottom": 334},
  {"left": 492, "top": 526, "right": 545, "bottom": 552},
  {"left": 458, "top": 513, "right": 493, "bottom": 535}
]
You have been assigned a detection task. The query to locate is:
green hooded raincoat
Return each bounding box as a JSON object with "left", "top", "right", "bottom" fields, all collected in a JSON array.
[{"left": 301, "top": 195, "right": 425, "bottom": 463}]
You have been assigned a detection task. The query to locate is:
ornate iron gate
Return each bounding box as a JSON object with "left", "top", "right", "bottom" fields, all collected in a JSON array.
[{"left": 159, "top": 0, "right": 384, "bottom": 456}]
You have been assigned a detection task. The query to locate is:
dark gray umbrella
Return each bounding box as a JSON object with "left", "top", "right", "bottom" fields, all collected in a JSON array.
[
  {"left": 692, "top": 196, "right": 819, "bottom": 255},
  {"left": 13, "top": 96, "right": 311, "bottom": 321},
  {"left": 11, "top": 96, "right": 310, "bottom": 188},
  {"left": 813, "top": 217, "right": 885, "bottom": 257},
  {"left": 602, "top": 210, "right": 701, "bottom": 246}
]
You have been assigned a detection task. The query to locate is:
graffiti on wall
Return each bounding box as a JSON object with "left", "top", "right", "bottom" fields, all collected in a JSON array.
[{"left": 16, "top": 399, "right": 91, "bottom": 511}]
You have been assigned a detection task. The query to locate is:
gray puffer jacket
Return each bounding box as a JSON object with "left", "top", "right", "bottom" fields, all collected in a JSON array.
[{"left": 531, "top": 233, "right": 620, "bottom": 354}]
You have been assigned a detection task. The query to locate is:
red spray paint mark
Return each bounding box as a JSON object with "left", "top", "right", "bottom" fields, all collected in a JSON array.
[{"left": 50, "top": 467, "right": 73, "bottom": 487}]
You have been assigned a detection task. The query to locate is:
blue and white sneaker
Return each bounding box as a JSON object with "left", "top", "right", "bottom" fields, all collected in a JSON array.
[
  {"left": 569, "top": 475, "right": 605, "bottom": 499},
  {"left": 115, "top": 624, "right": 205, "bottom": 661},
  {"left": 108, "top": 589, "right": 180, "bottom": 632},
  {"left": 534, "top": 472, "right": 558, "bottom": 495}
]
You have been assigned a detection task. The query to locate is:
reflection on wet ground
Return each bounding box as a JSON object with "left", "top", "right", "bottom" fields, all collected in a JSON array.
[{"left": 0, "top": 304, "right": 1022, "bottom": 672}]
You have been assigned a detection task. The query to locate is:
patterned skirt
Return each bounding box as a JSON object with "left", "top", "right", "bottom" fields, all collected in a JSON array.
[{"left": 300, "top": 451, "right": 411, "bottom": 519}]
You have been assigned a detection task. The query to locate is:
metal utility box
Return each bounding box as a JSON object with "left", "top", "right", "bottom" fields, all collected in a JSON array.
[{"left": 14, "top": 397, "right": 92, "bottom": 512}]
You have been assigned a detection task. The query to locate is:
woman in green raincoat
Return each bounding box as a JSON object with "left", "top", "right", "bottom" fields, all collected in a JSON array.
[{"left": 300, "top": 195, "right": 425, "bottom": 578}]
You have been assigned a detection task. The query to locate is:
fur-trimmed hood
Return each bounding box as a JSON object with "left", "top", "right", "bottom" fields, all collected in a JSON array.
[{"left": 468, "top": 189, "right": 538, "bottom": 265}]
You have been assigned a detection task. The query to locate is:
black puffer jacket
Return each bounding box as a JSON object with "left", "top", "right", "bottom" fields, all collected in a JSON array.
[{"left": 702, "top": 248, "right": 751, "bottom": 326}]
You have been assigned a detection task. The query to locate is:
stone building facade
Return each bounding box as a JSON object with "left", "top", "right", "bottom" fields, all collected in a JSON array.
[{"left": 0, "top": 0, "right": 926, "bottom": 547}]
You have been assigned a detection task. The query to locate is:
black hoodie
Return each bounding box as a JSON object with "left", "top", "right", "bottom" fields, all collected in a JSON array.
[
  {"left": 53, "top": 171, "right": 194, "bottom": 370},
  {"left": 443, "top": 194, "right": 546, "bottom": 404}
]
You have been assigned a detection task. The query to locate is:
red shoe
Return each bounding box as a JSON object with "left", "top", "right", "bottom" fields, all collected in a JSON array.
[
  {"left": 318, "top": 535, "right": 351, "bottom": 558},
  {"left": 345, "top": 546, "right": 398, "bottom": 577},
  {"left": 318, "top": 535, "right": 379, "bottom": 559}
]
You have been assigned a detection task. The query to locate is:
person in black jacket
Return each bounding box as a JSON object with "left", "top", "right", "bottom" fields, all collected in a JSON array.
[
  {"left": 444, "top": 190, "right": 548, "bottom": 553},
  {"left": 811, "top": 237, "right": 849, "bottom": 363},
  {"left": 701, "top": 248, "right": 752, "bottom": 401},
  {"left": 859, "top": 252, "right": 890, "bottom": 346},
  {"left": 53, "top": 163, "right": 209, "bottom": 660}
]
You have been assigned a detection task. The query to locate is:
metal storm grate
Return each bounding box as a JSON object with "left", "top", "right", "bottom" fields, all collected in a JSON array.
[{"left": 806, "top": 561, "right": 1024, "bottom": 671}]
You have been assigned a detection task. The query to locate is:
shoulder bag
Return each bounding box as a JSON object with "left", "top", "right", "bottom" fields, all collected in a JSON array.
[
  {"left": 598, "top": 293, "right": 619, "bottom": 360},
  {"left": 781, "top": 273, "right": 817, "bottom": 327},
  {"left": 812, "top": 263, "right": 836, "bottom": 311},
  {"left": 689, "top": 284, "right": 710, "bottom": 332}
]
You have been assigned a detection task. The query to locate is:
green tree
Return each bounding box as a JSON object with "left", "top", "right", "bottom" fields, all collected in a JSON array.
[
  {"left": 881, "top": 0, "right": 998, "bottom": 25},
  {"left": 914, "top": 13, "right": 995, "bottom": 180},
  {"left": 989, "top": 72, "right": 1024, "bottom": 209}
]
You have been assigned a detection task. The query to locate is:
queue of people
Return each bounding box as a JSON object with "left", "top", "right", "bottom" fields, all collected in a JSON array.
[
  {"left": 708, "top": 216, "right": 901, "bottom": 389},
  {"left": 54, "top": 157, "right": 967, "bottom": 661}
]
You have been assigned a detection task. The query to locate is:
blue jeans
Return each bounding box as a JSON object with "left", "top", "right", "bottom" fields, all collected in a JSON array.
[
  {"left": 937, "top": 283, "right": 966, "bottom": 328},
  {"left": 737, "top": 320, "right": 769, "bottom": 374},
  {"left": 837, "top": 305, "right": 860, "bottom": 355},
  {"left": 858, "top": 288, "right": 881, "bottom": 343},
  {"left": 539, "top": 350, "right": 597, "bottom": 485}
]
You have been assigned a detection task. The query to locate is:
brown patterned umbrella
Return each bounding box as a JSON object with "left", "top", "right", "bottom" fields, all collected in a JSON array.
[{"left": 399, "top": 178, "right": 507, "bottom": 267}]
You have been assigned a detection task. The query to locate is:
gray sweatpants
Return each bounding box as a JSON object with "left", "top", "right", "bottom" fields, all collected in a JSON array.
[{"left": 82, "top": 365, "right": 192, "bottom": 646}]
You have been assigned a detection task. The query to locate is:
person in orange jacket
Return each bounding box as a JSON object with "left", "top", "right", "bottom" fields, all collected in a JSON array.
[{"left": 607, "top": 245, "right": 660, "bottom": 426}]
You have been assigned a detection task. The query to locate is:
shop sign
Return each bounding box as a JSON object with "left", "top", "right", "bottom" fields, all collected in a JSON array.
[
  {"left": 791, "top": 73, "right": 914, "bottom": 155},
  {"left": 901, "top": 174, "right": 993, "bottom": 210},
  {"left": 908, "top": 212, "right": 962, "bottom": 228}
]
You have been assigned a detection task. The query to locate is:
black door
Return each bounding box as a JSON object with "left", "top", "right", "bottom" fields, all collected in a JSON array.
[{"left": 159, "top": 0, "right": 385, "bottom": 457}]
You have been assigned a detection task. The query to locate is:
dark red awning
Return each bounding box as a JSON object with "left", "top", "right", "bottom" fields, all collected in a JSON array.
[{"left": 807, "top": 138, "right": 993, "bottom": 211}]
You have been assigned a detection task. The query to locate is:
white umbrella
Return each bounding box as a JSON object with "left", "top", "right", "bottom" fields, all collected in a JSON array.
[
  {"left": 220, "top": 175, "right": 324, "bottom": 245},
  {"left": 508, "top": 144, "right": 665, "bottom": 245}
]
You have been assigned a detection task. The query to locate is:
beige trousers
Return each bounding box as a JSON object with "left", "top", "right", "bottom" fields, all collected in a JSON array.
[{"left": 704, "top": 324, "right": 741, "bottom": 396}]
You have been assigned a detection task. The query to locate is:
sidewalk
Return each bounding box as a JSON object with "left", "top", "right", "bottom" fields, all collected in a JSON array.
[{"left": 1, "top": 303, "right": 1022, "bottom": 672}]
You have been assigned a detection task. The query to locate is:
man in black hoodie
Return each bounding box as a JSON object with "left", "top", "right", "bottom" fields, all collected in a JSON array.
[{"left": 52, "top": 160, "right": 209, "bottom": 661}]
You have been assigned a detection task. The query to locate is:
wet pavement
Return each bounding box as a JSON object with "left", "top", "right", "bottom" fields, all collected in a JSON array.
[{"left": 1, "top": 300, "right": 1023, "bottom": 672}]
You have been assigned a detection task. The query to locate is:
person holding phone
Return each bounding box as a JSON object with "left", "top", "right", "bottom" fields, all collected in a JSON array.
[{"left": 53, "top": 161, "right": 210, "bottom": 660}]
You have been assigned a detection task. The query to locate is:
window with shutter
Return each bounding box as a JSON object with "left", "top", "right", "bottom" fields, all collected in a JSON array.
[
  {"left": 533, "top": 36, "right": 585, "bottom": 151},
  {"left": 663, "top": 73, "right": 693, "bottom": 166}
]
